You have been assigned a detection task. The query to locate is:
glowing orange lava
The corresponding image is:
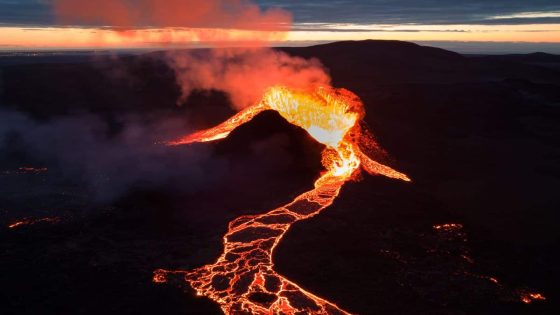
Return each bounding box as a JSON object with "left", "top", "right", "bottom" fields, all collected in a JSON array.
[
  {"left": 433, "top": 223, "right": 546, "bottom": 306},
  {"left": 520, "top": 292, "right": 546, "bottom": 304},
  {"left": 156, "top": 86, "right": 410, "bottom": 314},
  {"left": 8, "top": 217, "right": 61, "bottom": 229},
  {"left": 433, "top": 223, "right": 463, "bottom": 231}
]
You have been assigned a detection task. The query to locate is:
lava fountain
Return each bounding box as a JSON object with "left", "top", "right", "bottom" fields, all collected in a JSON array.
[{"left": 155, "top": 86, "right": 410, "bottom": 314}]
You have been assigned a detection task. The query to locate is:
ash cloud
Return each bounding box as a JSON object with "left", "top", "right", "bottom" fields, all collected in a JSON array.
[
  {"left": 0, "top": 109, "right": 223, "bottom": 202},
  {"left": 167, "top": 48, "right": 330, "bottom": 110},
  {"left": 52, "top": 0, "right": 292, "bottom": 44},
  {"left": 54, "top": 0, "right": 292, "bottom": 31},
  {"left": 50, "top": 0, "right": 333, "bottom": 110}
]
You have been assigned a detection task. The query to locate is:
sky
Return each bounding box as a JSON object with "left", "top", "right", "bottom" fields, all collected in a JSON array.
[{"left": 1, "top": 0, "right": 560, "bottom": 52}]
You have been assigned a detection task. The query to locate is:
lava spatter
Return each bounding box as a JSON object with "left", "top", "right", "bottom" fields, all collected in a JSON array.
[{"left": 155, "top": 86, "right": 410, "bottom": 314}]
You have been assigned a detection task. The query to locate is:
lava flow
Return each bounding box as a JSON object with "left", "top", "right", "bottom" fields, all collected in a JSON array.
[
  {"left": 8, "top": 217, "right": 61, "bottom": 229},
  {"left": 155, "top": 86, "right": 410, "bottom": 314}
]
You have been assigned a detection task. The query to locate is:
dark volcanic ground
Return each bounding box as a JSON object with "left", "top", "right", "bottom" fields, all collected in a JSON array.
[{"left": 0, "top": 41, "right": 559, "bottom": 314}]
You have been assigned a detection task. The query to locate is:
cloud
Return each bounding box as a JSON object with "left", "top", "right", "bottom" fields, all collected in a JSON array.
[
  {"left": 53, "top": 0, "right": 291, "bottom": 31},
  {"left": 0, "top": 108, "right": 221, "bottom": 202},
  {"left": 168, "top": 48, "right": 330, "bottom": 110},
  {"left": 487, "top": 11, "right": 560, "bottom": 19},
  {"left": 2, "top": 1, "right": 560, "bottom": 28},
  {"left": 291, "top": 23, "right": 472, "bottom": 33},
  {"left": 260, "top": 0, "right": 560, "bottom": 25},
  {"left": 0, "top": 0, "right": 53, "bottom": 26}
]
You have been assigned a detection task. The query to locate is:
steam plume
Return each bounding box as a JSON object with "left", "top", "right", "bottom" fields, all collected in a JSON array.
[
  {"left": 53, "top": 0, "right": 291, "bottom": 44},
  {"left": 169, "top": 48, "right": 330, "bottom": 109},
  {"left": 0, "top": 109, "right": 217, "bottom": 202},
  {"left": 53, "top": 0, "right": 332, "bottom": 110}
]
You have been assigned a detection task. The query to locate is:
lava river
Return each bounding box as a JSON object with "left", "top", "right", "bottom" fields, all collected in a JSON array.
[{"left": 154, "top": 86, "right": 410, "bottom": 314}]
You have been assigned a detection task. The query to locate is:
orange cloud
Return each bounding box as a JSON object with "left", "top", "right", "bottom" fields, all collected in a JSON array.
[
  {"left": 54, "top": 0, "right": 292, "bottom": 44},
  {"left": 169, "top": 48, "right": 330, "bottom": 109}
]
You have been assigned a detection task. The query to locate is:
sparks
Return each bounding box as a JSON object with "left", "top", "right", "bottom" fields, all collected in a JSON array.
[{"left": 157, "top": 86, "right": 410, "bottom": 314}]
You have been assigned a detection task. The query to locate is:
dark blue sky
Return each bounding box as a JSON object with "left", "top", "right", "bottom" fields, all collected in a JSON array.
[{"left": 1, "top": 0, "right": 560, "bottom": 27}]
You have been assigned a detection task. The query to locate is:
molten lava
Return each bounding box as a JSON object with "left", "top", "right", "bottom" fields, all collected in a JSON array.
[
  {"left": 8, "top": 217, "right": 61, "bottom": 229},
  {"left": 156, "top": 86, "right": 410, "bottom": 314},
  {"left": 520, "top": 292, "right": 546, "bottom": 304}
]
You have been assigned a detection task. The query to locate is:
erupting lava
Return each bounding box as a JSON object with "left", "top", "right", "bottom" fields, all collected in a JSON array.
[{"left": 155, "top": 86, "right": 410, "bottom": 314}]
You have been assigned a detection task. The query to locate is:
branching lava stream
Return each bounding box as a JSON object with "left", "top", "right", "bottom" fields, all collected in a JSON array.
[{"left": 155, "top": 86, "right": 410, "bottom": 314}]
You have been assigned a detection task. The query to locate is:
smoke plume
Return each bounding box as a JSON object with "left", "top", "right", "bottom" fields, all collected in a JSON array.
[
  {"left": 54, "top": 0, "right": 291, "bottom": 44},
  {"left": 54, "top": 0, "right": 291, "bottom": 31},
  {"left": 53, "top": 0, "right": 332, "bottom": 110},
  {"left": 0, "top": 109, "right": 220, "bottom": 202},
  {"left": 169, "top": 48, "right": 330, "bottom": 109}
]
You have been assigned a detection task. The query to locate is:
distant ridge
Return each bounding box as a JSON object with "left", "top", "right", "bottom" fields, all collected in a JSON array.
[
  {"left": 280, "top": 40, "right": 470, "bottom": 84},
  {"left": 480, "top": 52, "right": 560, "bottom": 63},
  {"left": 311, "top": 40, "right": 463, "bottom": 58}
]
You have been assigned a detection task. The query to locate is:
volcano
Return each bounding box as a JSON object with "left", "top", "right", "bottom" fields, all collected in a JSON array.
[
  {"left": 156, "top": 86, "right": 409, "bottom": 314},
  {"left": 0, "top": 40, "right": 558, "bottom": 315}
]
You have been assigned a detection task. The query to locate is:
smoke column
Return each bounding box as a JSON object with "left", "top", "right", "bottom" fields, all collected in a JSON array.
[{"left": 53, "top": 0, "right": 331, "bottom": 110}]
